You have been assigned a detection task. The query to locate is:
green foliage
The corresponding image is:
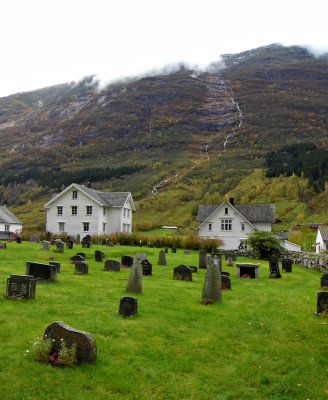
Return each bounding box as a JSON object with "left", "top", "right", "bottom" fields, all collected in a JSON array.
[
  {"left": 29, "top": 337, "right": 53, "bottom": 364},
  {"left": 56, "top": 342, "right": 77, "bottom": 368},
  {"left": 245, "top": 231, "right": 284, "bottom": 259}
]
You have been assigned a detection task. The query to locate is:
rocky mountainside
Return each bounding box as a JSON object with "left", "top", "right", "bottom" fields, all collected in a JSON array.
[{"left": 1, "top": 44, "right": 328, "bottom": 231}]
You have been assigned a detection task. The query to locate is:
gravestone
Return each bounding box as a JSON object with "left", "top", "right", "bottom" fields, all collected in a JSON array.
[
  {"left": 224, "top": 252, "right": 236, "bottom": 261},
  {"left": 26, "top": 262, "right": 57, "bottom": 282},
  {"left": 190, "top": 266, "right": 197, "bottom": 273},
  {"left": 0, "top": 242, "right": 7, "bottom": 248},
  {"left": 158, "top": 250, "right": 166, "bottom": 266},
  {"left": 139, "top": 240, "right": 142, "bottom": 247},
  {"left": 55, "top": 240, "right": 64, "bottom": 253},
  {"left": 103, "top": 259, "right": 120, "bottom": 272},
  {"left": 172, "top": 244, "right": 176, "bottom": 253},
  {"left": 211, "top": 254, "right": 222, "bottom": 272},
  {"left": 95, "top": 250, "right": 105, "bottom": 262},
  {"left": 165, "top": 247, "right": 168, "bottom": 253},
  {"left": 221, "top": 275, "right": 231, "bottom": 290},
  {"left": 6, "top": 274, "right": 36, "bottom": 299},
  {"left": 173, "top": 265, "right": 192, "bottom": 281},
  {"left": 282, "top": 259, "right": 293, "bottom": 273},
  {"left": 76, "top": 234, "right": 81, "bottom": 244},
  {"left": 201, "top": 260, "right": 221, "bottom": 302},
  {"left": 82, "top": 235, "right": 91, "bottom": 248},
  {"left": 119, "top": 296, "right": 138, "bottom": 317},
  {"left": 315, "top": 291, "right": 328, "bottom": 315},
  {"left": 44, "top": 321, "right": 97, "bottom": 363},
  {"left": 221, "top": 271, "right": 230, "bottom": 277},
  {"left": 77, "top": 252, "right": 86, "bottom": 259},
  {"left": 49, "top": 261, "right": 61, "bottom": 273},
  {"left": 155, "top": 240, "right": 161, "bottom": 248},
  {"left": 75, "top": 261, "right": 88, "bottom": 274},
  {"left": 66, "top": 240, "right": 74, "bottom": 249},
  {"left": 184, "top": 250, "right": 190, "bottom": 254},
  {"left": 16, "top": 236, "right": 22, "bottom": 244},
  {"left": 130, "top": 240, "right": 135, "bottom": 246},
  {"left": 269, "top": 259, "right": 281, "bottom": 278},
  {"left": 126, "top": 262, "right": 143, "bottom": 293},
  {"left": 135, "top": 253, "right": 146, "bottom": 261},
  {"left": 46, "top": 231, "right": 51, "bottom": 241},
  {"left": 199, "top": 250, "right": 207, "bottom": 269},
  {"left": 141, "top": 259, "right": 152, "bottom": 276},
  {"left": 236, "top": 263, "right": 260, "bottom": 279},
  {"left": 226, "top": 257, "right": 234, "bottom": 267},
  {"left": 42, "top": 240, "right": 50, "bottom": 251},
  {"left": 70, "top": 254, "right": 85, "bottom": 263},
  {"left": 321, "top": 273, "right": 328, "bottom": 288},
  {"left": 121, "top": 255, "right": 134, "bottom": 267}
]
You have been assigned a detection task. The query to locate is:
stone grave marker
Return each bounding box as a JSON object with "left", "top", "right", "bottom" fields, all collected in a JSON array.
[
  {"left": 81, "top": 235, "right": 91, "bottom": 248},
  {"left": 75, "top": 261, "right": 88, "bottom": 274},
  {"left": 95, "top": 250, "right": 105, "bottom": 262},
  {"left": 16, "top": 236, "right": 22, "bottom": 244},
  {"left": 55, "top": 240, "right": 64, "bottom": 253},
  {"left": 315, "top": 291, "right": 328, "bottom": 315},
  {"left": 226, "top": 257, "right": 234, "bottom": 267},
  {"left": 44, "top": 321, "right": 97, "bottom": 363},
  {"left": 103, "top": 259, "right": 120, "bottom": 272},
  {"left": 221, "top": 275, "right": 231, "bottom": 290},
  {"left": 201, "top": 260, "right": 221, "bottom": 302},
  {"left": 76, "top": 234, "right": 81, "bottom": 244},
  {"left": 26, "top": 262, "right": 57, "bottom": 282},
  {"left": 46, "top": 231, "right": 51, "bottom": 241},
  {"left": 126, "top": 262, "right": 143, "bottom": 293},
  {"left": 221, "top": 271, "right": 230, "bottom": 277},
  {"left": 77, "top": 252, "right": 86, "bottom": 259},
  {"left": 269, "top": 258, "right": 281, "bottom": 278},
  {"left": 66, "top": 239, "right": 74, "bottom": 249},
  {"left": 49, "top": 261, "right": 61, "bottom": 273},
  {"left": 0, "top": 242, "right": 7, "bottom": 249},
  {"left": 135, "top": 253, "right": 146, "bottom": 261},
  {"left": 141, "top": 259, "right": 152, "bottom": 276},
  {"left": 236, "top": 263, "right": 260, "bottom": 279},
  {"left": 42, "top": 240, "right": 50, "bottom": 251},
  {"left": 190, "top": 266, "right": 197, "bottom": 273},
  {"left": 165, "top": 247, "right": 168, "bottom": 253},
  {"left": 119, "top": 296, "right": 138, "bottom": 317},
  {"left": 138, "top": 240, "right": 142, "bottom": 247},
  {"left": 211, "top": 254, "right": 222, "bottom": 271},
  {"left": 70, "top": 254, "right": 85, "bottom": 263},
  {"left": 155, "top": 240, "right": 161, "bottom": 248},
  {"left": 6, "top": 274, "right": 36, "bottom": 299},
  {"left": 321, "top": 273, "right": 328, "bottom": 288},
  {"left": 173, "top": 265, "right": 192, "bottom": 281},
  {"left": 158, "top": 250, "right": 166, "bottom": 265},
  {"left": 224, "top": 252, "right": 236, "bottom": 261},
  {"left": 184, "top": 250, "right": 190, "bottom": 254},
  {"left": 172, "top": 244, "right": 176, "bottom": 253},
  {"left": 199, "top": 250, "right": 207, "bottom": 269},
  {"left": 282, "top": 259, "right": 293, "bottom": 273},
  {"left": 121, "top": 255, "right": 134, "bottom": 267}
]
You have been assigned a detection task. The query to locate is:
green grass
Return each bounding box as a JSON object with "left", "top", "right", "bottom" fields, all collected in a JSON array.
[
  {"left": 136, "top": 228, "right": 179, "bottom": 236},
  {"left": 0, "top": 242, "right": 327, "bottom": 399}
]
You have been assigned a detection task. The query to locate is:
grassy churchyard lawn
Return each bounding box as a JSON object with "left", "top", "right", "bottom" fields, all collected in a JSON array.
[{"left": 0, "top": 241, "right": 327, "bottom": 400}]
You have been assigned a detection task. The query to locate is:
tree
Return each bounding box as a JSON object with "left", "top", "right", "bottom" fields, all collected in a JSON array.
[{"left": 245, "top": 231, "right": 283, "bottom": 259}]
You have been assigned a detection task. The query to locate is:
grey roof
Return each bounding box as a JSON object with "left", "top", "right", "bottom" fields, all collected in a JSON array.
[
  {"left": 319, "top": 225, "right": 328, "bottom": 242},
  {"left": 0, "top": 206, "right": 22, "bottom": 224},
  {"left": 197, "top": 202, "right": 275, "bottom": 223}
]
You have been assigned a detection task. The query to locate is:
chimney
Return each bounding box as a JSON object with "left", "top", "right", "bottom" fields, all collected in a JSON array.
[
  {"left": 229, "top": 197, "right": 234, "bottom": 206},
  {"left": 87, "top": 182, "right": 92, "bottom": 188}
]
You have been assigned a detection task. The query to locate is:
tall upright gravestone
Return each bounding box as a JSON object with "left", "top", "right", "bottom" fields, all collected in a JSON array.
[
  {"left": 201, "top": 260, "right": 221, "bottom": 302},
  {"left": 199, "top": 250, "right": 207, "bottom": 269},
  {"left": 158, "top": 250, "right": 166, "bottom": 265},
  {"left": 126, "top": 262, "right": 143, "bottom": 293}
]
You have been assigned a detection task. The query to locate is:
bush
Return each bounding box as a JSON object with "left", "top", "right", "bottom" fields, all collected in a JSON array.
[{"left": 245, "top": 231, "right": 283, "bottom": 259}]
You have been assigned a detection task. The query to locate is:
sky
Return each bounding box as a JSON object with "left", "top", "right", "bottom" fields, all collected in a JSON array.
[{"left": 1, "top": 0, "right": 328, "bottom": 97}]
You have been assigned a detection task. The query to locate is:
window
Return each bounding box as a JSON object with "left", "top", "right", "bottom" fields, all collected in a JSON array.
[
  {"left": 58, "top": 222, "right": 65, "bottom": 232},
  {"left": 241, "top": 223, "right": 245, "bottom": 231},
  {"left": 86, "top": 206, "right": 92, "bottom": 215},
  {"left": 4, "top": 224, "right": 10, "bottom": 231},
  {"left": 127, "top": 209, "right": 130, "bottom": 218},
  {"left": 83, "top": 222, "right": 89, "bottom": 232},
  {"left": 71, "top": 206, "right": 77, "bottom": 215},
  {"left": 72, "top": 190, "right": 77, "bottom": 199},
  {"left": 221, "top": 219, "right": 232, "bottom": 231},
  {"left": 57, "top": 206, "right": 63, "bottom": 215},
  {"left": 208, "top": 223, "right": 212, "bottom": 231},
  {"left": 123, "top": 208, "right": 127, "bottom": 217},
  {"left": 103, "top": 223, "right": 106, "bottom": 233},
  {"left": 225, "top": 207, "right": 228, "bottom": 215},
  {"left": 103, "top": 208, "right": 106, "bottom": 216},
  {"left": 126, "top": 224, "right": 130, "bottom": 233}
]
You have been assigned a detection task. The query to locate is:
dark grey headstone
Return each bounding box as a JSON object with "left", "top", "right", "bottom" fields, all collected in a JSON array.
[
  {"left": 316, "top": 291, "right": 328, "bottom": 315},
  {"left": 126, "top": 262, "right": 143, "bottom": 293},
  {"left": 282, "top": 259, "right": 292, "bottom": 272},
  {"left": 6, "top": 274, "right": 36, "bottom": 299},
  {"left": 119, "top": 296, "right": 138, "bottom": 317},
  {"left": 269, "top": 259, "right": 281, "bottom": 278},
  {"left": 44, "top": 321, "right": 97, "bottom": 363},
  {"left": 141, "top": 259, "right": 152, "bottom": 276},
  {"left": 104, "top": 259, "right": 120, "bottom": 272},
  {"left": 70, "top": 254, "right": 85, "bottom": 263},
  {"left": 165, "top": 248, "right": 168, "bottom": 253},
  {"left": 172, "top": 244, "right": 176, "bottom": 253},
  {"left": 75, "top": 261, "right": 88, "bottom": 274},
  {"left": 49, "top": 261, "right": 61, "bottom": 273},
  {"left": 190, "top": 266, "right": 197, "bottom": 273},
  {"left": 82, "top": 241, "right": 91, "bottom": 248},
  {"left": 95, "top": 250, "right": 105, "bottom": 262},
  {"left": 55, "top": 240, "right": 64, "bottom": 253},
  {"left": 155, "top": 240, "right": 161, "bottom": 248},
  {"left": 42, "top": 240, "right": 50, "bottom": 251},
  {"left": 46, "top": 231, "right": 51, "bottom": 241},
  {"left": 26, "top": 262, "right": 57, "bottom": 282},
  {"left": 173, "top": 265, "right": 192, "bottom": 281},
  {"left": 66, "top": 240, "right": 74, "bottom": 249},
  {"left": 135, "top": 253, "right": 146, "bottom": 261},
  {"left": 221, "top": 275, "right": 231, "bottom": 290},
  {"left": 224, "top": 252, "right": 236, "bottom": 261},
  {"left": 122, "top": 255, "right": 134, "bottom": 267},
  {"left": 199, "top": 250, "right": 207, "bottom": 269},
  {"left": 158, "top": 250, "right": 166, "bottom": 266},
  {"left": 201, "top": 261, "right": 221, "bottom": 302},
  {"left": 321, "top": 273, "right": 328, "bottom": 288},
  {"left": 16, "top": 236, "right": 22, "bottom": 244}
]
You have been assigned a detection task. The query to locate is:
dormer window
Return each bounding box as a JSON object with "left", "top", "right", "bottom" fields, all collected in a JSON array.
[{"left": 72, "top": 190, "right": 78, "bottom": 199}]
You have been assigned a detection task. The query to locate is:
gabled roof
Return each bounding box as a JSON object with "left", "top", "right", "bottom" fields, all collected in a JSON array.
[
  {"left": 318, "top": 225, "right": 328, "bottom": 242},
  {"left": 0, "top": 206, "right": 22, "bottom": 224},
  {"left": 44, "top": 183, "right": 135, "bottom": 211},
  {"left": 197, "top": 202, "right": 275, "bottom": 223}
]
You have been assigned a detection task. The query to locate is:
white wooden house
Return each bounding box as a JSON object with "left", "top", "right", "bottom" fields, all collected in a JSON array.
[
  {"left": 314, "top": 225, "right": 328, "bottom": 254},
  {"left": 0, "top": 206, "right": 23, "bottom": 238},
  {"left": 44, "top": 183, "right": 135, "bottom": 237},
  {"left": 197, "top": 199, "right": 275, "bottom": 250}
]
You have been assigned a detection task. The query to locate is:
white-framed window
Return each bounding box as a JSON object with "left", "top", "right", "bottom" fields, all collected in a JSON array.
[
  {"left": 86, "top": 206, "right": 92, "bottom": 215},
  {"left": 208, "top": 223, "right": 212, "bottom": 231},
  {"left": 103, "top": 223, "right": 106, "bottom": 233},
  {"left": 126, "top": 224, "right": 130, "bottom": 233},
  {"left": 221, "top": 219, "right": 232, "bottom": 231},
  {"left": 4, "top": 224, "right": 10, "bottom": 231},
  {"left": 127, "top": 209, "right": 130, "bottom": 218},
  {"left": 72, "top": 190, "right": 78, "bottom": 199},
  {"left": 123, "top": 208, "right": 127, "bottom": 217},
  {"left": 58, "top": 222, "right": 65, "bottom": 232},
  {"left": 241, "top": 223, "right": 245, "bottom": 231},
  {"left": 71, "top": 206, "right": 77, "bottom": 215},
  {"left": 83, "top": 222, "right": 89, "bottom": 232},
  {"left": 57, "top": 206, "right": 63, "bottom": 215},
  {"left": 225, "top": 207, "right": 228, "bottom": 215}
]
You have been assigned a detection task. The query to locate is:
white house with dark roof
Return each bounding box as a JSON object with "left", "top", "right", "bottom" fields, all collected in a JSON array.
[
  {"left": 314, "top": 225, "right": 328, "bottom": 254},
  {"left": 0, "top": 206, "right": 23, "bottom": 238},
  {"left": 197, "top": 199, "right": 275, "bottom": 250},
  {"left": 44, "top": 183, "right": 135, "bottom": 237}
]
